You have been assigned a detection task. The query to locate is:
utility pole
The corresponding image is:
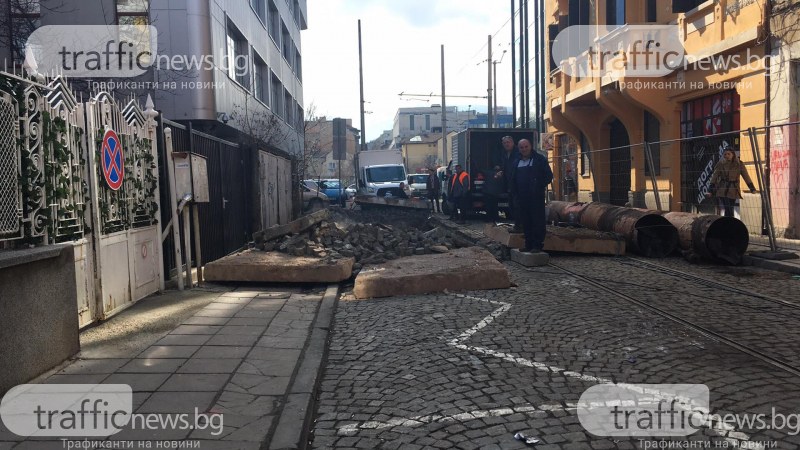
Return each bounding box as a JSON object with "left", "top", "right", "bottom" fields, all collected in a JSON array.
[
  {"left": 441, "top": 45, "right": 447, "bottom": 166},
  {"left": 511, "top": 0, "right": 517, "bottom": 128},
  {"left": 487, "top": 35, "right": 493, "bottom": 129},
  {"left": 358, "top": 20, "right": 366, "bottom": 152},
  {"left": 518, "top": 1, "right": 526, "bottom": 127}
]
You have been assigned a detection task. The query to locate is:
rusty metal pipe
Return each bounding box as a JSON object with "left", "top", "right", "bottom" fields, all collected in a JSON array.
[
  {"left": 548, "top": 201, "right": 678, "bottom": 258},
  {"left": 663, "top": 212, "right": 749, "bottom": 264}
]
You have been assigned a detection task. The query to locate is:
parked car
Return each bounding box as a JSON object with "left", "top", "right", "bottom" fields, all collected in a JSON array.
[
  {"left": 407, "top": 173, "right": 429, "bottom": 198},
  {"left": 301, "top": 181, "right": 328, "bottom": 212},
  {"left": 345, "top": 184, "right": 357, "bottom": 198},
  {"left": 316, "top": 179, "right": 349, "bottom": 204}
]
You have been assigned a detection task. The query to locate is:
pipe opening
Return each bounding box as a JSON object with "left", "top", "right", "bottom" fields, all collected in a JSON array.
[
  {"left": 704, "top": 217, "right": 750, "bottom": 264},
  {"left": 634, "top": 215, "right": 679, "bottom": 258}
]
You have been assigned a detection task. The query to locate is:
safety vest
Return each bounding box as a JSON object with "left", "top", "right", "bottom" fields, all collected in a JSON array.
[{"left": 450, "top": 171, "right": 470, "bottom": 190}]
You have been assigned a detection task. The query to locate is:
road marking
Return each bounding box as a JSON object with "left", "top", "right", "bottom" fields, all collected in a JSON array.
[
  {"left": 333, "top": 293, "right": 758, "bottom": 446},
  {"left": 337, "top": 403, "right": 574, "bottom": 436},
  {"left": 445, "top": 293, "right": 756, "bottom": 447}
]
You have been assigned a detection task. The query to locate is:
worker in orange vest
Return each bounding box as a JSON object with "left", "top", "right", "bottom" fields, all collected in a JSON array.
[{"left": 449, "top": 164, "right": 470, "bottom": 223}]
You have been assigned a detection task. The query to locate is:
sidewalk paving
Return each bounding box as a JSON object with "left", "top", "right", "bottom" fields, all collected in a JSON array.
[{"left": 1, "top": 283, "right": 338, "bottom": 450}]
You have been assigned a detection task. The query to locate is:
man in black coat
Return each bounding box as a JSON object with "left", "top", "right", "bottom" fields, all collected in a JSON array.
[{"left": 509, "top": 139, "right": 553, "bottom": 252}]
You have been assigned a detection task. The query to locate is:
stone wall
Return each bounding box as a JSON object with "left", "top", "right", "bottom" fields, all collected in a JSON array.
[{"left": 0, "top": 244, "right": 80, "bottom": 394}]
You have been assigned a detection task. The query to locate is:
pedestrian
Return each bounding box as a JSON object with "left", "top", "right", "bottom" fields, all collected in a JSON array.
[
  {"left": 705, "top": 147, "right": 756, "bottom": 217},
  {"left": 449, "top": 164, "right": 471, "bottom": 223},
  {"left": 426, "top": 168, "right": 441, "bottom": 213},
  {"left": 495, "top": 136, "right": 521, "bottom": 229},
  {"left": 510, "top": 139, "right": 553, "bottom": 252}
]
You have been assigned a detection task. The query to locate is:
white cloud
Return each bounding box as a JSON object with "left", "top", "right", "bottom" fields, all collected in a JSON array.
[{"left": 302, "top": 0, "right": 516, "bottom": 141}]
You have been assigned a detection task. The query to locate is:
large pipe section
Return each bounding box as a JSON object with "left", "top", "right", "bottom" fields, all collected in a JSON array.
[
  {"left": 662, "top": 212, "right": 749, "bottom": 264},
  {"left": 547, "top": 201, "right": 678, "bottom": 258}
]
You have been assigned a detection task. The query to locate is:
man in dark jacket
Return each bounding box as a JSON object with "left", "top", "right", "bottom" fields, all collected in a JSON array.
[
  {"left": 510, "top": 139, "right": 553, "bottom": 252},
  {"left": 494, "top": 136, "right": 521, "bottom": 227},
  {"left": 426, "top": 168, "right": 442, "bottom": 213}
]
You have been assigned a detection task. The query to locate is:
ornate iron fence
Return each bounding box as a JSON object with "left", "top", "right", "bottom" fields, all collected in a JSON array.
[{"left": 0, "top": 73, "right": 88, "bottom": 245}]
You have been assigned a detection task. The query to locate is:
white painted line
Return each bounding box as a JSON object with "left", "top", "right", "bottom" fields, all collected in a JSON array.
[
  {"left": 337, "top": 403, "right": 574, "bottom": 436},
  {"left": 334, "top": 293, "right": 757, "bottom": 446}
]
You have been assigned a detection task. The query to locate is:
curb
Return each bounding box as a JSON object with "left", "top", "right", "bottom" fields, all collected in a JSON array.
[
  {"left": 742, "top": 255, "right": 800, "bottom": 275},
  {"left": 269, "top": 284, "right": 339, "bottom": 450}
]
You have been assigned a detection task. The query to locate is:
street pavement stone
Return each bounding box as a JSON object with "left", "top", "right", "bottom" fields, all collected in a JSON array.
[
  {"left": 310, "top": 255, "right": 800, "bottom": 449},
  {"left": 15, "top": 286, "right": 329, "bottom": 449}
]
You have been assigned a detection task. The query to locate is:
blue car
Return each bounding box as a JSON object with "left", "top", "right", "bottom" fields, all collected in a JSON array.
[{"left": 315, "top": 179, "right": 349, "bottom": 204}]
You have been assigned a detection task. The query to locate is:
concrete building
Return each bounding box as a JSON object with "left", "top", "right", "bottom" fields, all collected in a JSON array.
[
  {"left": 542, "top": 0, "right": 780, "bottom": 235},
  {"left": 1, "top": 0, "right": 306, "bottom": 158},
  {"left": 391, "top": 105, "right": 475, "bottom": 148}
]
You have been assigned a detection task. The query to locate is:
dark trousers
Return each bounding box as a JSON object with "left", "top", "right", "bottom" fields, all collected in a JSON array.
[
  {"left": 516, "top": 195, "right": 546, "bottom": 250},
  {"left": 451, "top": 195, "right": 469, "bottom": 220},
  {"left": 429, "top": 192, "right": 441, "bottom": 212},
  {"left": 718, "top": 197, "right": 736, "bottom": 217},
  {"left": 485, "top": 194, "right": 499, "bottom": 221}
]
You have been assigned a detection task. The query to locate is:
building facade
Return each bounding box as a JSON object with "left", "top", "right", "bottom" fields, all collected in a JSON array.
[
  {"left": 303, "top": 117, "right": 358, "bottom": 183},
  {"left": 391, "top": 105, "right": 475, "bottom": 148},
  {"left": 542, "top": 0, "right": 788, "bottom": 236},
  {"left": 2, "top": 0, "right": 306, "bottom": 158}
]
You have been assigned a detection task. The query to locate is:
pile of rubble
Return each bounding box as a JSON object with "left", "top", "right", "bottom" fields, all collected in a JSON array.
[{"left": 259, "top": 219, "right": 476, "bottom": 272}]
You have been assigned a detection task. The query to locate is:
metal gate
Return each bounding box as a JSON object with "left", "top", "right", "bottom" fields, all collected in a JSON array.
[
  {"left": 85, "top": 93, "right": 162, "bottom": 319},
  {"left": 159, "top": 120, "right": 246, "bottom": 268},
  {"left": 259, "top": 151, "right": 292, "bottom": 228}
]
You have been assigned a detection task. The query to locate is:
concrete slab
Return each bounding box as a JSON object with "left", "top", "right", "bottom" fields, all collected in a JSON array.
[
  {"left": 253, "top": 208, "right": 329, "bottom": 243},
  {"left": 484, "top": 224, "right": 626, "bottom": 256},
  {"left": 353, "top": 247, "right": 511, "bottom": 299},
  {"left": 510, "top": 249, "right": 551, "bottom": 267},
  {"left": 204, "top": 250, "right": 355, "bottom": 283}
]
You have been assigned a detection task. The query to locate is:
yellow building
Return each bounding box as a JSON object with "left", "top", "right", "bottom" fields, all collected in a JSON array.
[
  {"left": 544, "top": 0, "right": 769, "bottom": 233},
  {"left": 401, "top": 134, "right": 445, "bottom": 173}
]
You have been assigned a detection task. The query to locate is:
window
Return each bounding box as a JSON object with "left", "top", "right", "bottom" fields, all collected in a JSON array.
[
  {"left": 9, "top": 0, "right": 40, "bottom": 64},
  {"left": 254, "top": 53, "right": 269, "bottom": 105},
  {"left": 271, "top": 72, "right": 283, "bottom": 118},
  {"left": 568, "top": 0, "right": 592, "bottom": 26},
  {"left": 268, "top": 0, "right": 280, "bottom": 45},
  {"left": 293, "top": 0, "right": 301, "bottom": 26},
  {"left": 294, "top": 46, "right": 302, "bottom": 81},
  {"left": 646, "top": 0, "right": 658, "bottom": 22},
  {"left": 251, "top": 0, "right": 266, "bottom": 24},
  {"left": 644, "top": 111, "right": 661, "bottom": 176},
  {"left": 281, "top": 21, "right": 292, "bottom": 62},
  {"left": 117, "top": 0, "right": 149, "bottom": 25},
  {"left": 226, "top": 21, "right": 250, "bottom": 90},
  {"left": 680, "top": 90, "right": 740, "bottom": 139},
  {"left": 548, "top": 24, "right": 560, "bottom": 73},
  {"left": 425, "top": 115, "right": 431, "bottom": 130},
  {"left": 580, "top": 133, "right": 591, "bottom": 176},
  {"left": 297, "top": 105, "right": 304, "bottom": 130},
  {"left": 606, "top": 0, "right": 625, "bottom": 25},
  {"left": 409, "top": 115, "right": 415, "bottom": 130},
  {"left": 672, "top": 0, "right": 705, "bottom": 13},
  {"left": 284, "top": 89, "right": 293, "bottom": 125}
]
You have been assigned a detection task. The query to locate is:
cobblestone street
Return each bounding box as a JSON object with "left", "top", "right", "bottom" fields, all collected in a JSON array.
[{"left": 311, "top": 255, "right": 800, "bottom": 449}]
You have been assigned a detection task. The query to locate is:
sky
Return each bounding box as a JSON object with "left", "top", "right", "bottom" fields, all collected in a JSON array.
[{"left": 301, "top": 0, "right": 517, "bottom": 142}]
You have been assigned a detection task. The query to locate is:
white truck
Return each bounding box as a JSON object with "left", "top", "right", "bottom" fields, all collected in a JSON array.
[{"left": 356, "top": 149, "right": 408, "bottom": 197}]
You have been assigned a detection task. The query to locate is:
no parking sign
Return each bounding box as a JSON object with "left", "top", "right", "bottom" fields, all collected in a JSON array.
[{"left": 101, "top": 129, "right": 124, "bottom": 191}]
